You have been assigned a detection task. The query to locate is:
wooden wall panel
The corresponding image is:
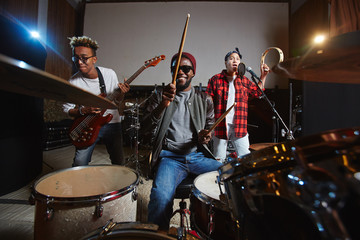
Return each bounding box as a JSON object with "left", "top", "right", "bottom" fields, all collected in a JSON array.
[
  {"left": 289, "top": 0, "right": 329, "bottom": 57},
  {"left": 44, "top": 0, "right": 84, "bottom": 122},
  {"left": 46, "top": 0, "right": 82, "bottom": 79},
  {"left": 0, "top": 0, "right": 38, "bottom": 29},
  {"left": 289, "top": 0, "right": 360, "bottom": 136}
]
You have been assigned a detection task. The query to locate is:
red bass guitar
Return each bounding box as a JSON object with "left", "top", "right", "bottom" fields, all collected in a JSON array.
[{"left": 69, "top": 55, "right": 165, "bottom": 149}]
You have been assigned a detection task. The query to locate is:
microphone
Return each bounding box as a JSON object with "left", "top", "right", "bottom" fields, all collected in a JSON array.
[
  {"left": 246, "top": 66, "right": 262, "bottom": 82},
  {"left": 246, "top": 66, "right": 264, "bottom": 99},
  {"left": 237, "top": 63, "right": 246, "bottom": 79}
]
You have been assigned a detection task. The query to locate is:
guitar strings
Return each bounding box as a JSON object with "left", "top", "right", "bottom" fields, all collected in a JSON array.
[{"left": 70, "top": 114, "right": 97, "bottom": 140}]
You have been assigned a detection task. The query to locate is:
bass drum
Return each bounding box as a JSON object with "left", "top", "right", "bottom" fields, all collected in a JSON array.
[
  {"left": 33, "top": 165, "right": 139, "bottom": 240},
  {"left": 80, "top": 222, "right": 176, "bottom": 240},
  {"left": 219, "top": 127, "right": 360, "bottom": 240},
  {"left": 190, "top": 171, "right": 237, "bottom": 240}
]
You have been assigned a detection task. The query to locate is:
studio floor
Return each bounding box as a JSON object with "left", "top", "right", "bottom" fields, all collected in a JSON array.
[{"left": 0, "top": 144, "right": 188, "bottom": 240}]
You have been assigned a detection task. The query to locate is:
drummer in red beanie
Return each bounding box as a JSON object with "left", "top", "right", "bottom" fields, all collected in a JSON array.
[
  {"left": 170, "top": 52, "right": 197, "bottom": 91},
  {"left": 140, "top": 52, "right": 223, "bottom": 231}
]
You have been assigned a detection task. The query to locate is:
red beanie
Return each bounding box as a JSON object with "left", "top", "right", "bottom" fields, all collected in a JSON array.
[{"left": 171, "top": 52, "right": 196, "bottom": 74}]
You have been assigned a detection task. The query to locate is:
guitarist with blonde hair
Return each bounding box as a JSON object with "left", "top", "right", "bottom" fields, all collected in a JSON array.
[{"left": 63, "top": 36, "right": 129, "bottom": 166}]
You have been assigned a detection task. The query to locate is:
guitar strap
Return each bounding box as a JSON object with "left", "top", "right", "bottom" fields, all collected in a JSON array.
[{"left": 96, "top": 67, "right": 107, "bottom": 95}]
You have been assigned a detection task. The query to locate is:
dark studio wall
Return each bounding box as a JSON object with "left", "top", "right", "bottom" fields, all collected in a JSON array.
[
  {"left": 0, "top": 13, "right": 47, "bottom": 195},
  {"left": 290, "top": 0, "right": 360, "bottom": 137}
]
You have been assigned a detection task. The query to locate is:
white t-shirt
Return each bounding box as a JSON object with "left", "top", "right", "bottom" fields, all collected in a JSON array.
[
  {"left": 62, "top": 66, "right": 121, "bottom": 123},
  {"left": 225, "top": 75, "right": 236, "bottom": 127}
]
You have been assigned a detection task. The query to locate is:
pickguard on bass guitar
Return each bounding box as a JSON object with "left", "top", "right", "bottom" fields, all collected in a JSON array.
[{"left": 69, "top": 55, "right": 165, "bottom": 149}]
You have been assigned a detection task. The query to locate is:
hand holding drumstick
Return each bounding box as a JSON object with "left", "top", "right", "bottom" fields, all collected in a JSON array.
[
  {"left": 151, "top": 83, "right": 176, "bottom": 120},
  {"left": 198, "top": 103, "right": 236, "bottom": 144}
]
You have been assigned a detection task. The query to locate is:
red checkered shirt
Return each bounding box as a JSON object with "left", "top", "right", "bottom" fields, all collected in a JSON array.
[{"left": 206, "top": 70, "right": 263, "bottom": 139}]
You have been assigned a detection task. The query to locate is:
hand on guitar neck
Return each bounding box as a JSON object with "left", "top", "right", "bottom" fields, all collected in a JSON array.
[
  {"left": 115, "top": 80, "right": 130, "bottom": 115},
  {"left": 114, "top": 80, "right": 130, "bottom": 103}
]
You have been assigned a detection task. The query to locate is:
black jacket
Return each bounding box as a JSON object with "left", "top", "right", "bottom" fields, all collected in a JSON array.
[{"left": 140, "top": 87, "right": 215, "bottom": 173}]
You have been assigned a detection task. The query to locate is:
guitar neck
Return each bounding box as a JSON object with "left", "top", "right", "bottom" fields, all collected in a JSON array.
[
  {"left": 107, "top": 64, "right": 147, "bottom": 102},
  {"left": 125, "top": 65, "right": 146, "bottom": 85}
]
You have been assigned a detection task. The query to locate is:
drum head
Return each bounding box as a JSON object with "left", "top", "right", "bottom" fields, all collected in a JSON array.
[
  {"left": 81, "top": 222, "right": 176, "bottom": 240},
  {"left": 34, "top": 165, "right": 138, "bottom": 198},
  {"left": 193, "top": 171, "right": 224, "bottom": 201},
  {"left": 191, "top": 171, "right": 236, "bottom": 239}
]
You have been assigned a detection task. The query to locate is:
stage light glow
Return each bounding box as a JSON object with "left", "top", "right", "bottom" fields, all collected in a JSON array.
[
  {"left": 18, "top": 61, "right": 27, "bottom": 69},
  {"left": 30, "top": 31, "right": 40, "bottom": 39},
  {"left": 314, "top": 35, "right": 325, "bottom": 44},
  {"left": 354, "top": 172, "right": 360, "bottom": 181}
]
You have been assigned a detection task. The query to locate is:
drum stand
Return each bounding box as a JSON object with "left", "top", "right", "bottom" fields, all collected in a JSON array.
[
  {"left": 124, "top": 98, "right": 149, "bottom": 181},
  {"left": 124, "top": 86, "right": 158, "bottom": 181},
  {"left": 125, "top": 99, "right": 142, "bottom": 179}
]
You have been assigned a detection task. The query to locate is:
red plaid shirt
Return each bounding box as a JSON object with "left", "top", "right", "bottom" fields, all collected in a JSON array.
[{"left": 206, "top": 70, "right": 263, "bottom": 139}]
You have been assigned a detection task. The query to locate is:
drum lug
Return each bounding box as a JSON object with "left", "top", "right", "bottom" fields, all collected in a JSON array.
[
  {"left": 45, "top": 198, "right": 54, "bottom": 221},
  {"left": 46, "top": 207, "right": 54, "bottom": 221},
  {"left": 208, "top": 203, "right": 215, "bottom": 235},
  {"left": 95, "top": 202, "right": 104, "bottom": 218},
  {"left": 28, "top": 192, "right": 35, "bottom": 205},
  {"left": 132, "top": 187, "right": 138, "bottom": 201},
  {"left": 28, "top": 184, "right": 36, "bottom": 205}
]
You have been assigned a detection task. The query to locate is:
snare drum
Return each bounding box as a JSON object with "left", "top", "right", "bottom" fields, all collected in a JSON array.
[
  {"left": 190, "top": 171, "right": 237, "bottom": 240},
  {"left": 219, "top": 127, "right": 360, "bottom": 240},
  {"left": 33, "top": 165, "right": 139, "bottom": 240}
]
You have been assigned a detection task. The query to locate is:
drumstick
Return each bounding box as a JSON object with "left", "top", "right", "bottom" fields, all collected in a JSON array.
[
  {"left": 172, "top": 14, "right": 190, "bottom": 86},
  {"left": 208, "top": 103, "right": 236, "bottom": 132}
]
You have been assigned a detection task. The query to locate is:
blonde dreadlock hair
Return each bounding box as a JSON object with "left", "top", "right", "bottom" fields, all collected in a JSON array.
[{"left": 68, "top": 36, "right": 99, "bottom": 55}]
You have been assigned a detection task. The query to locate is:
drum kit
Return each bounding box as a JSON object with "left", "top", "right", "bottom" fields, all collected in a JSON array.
[
  {"left": 219, "top": 127, "right": 360, "bottom": 240},
  {"left": 1, "top": 31, "right": 360, "bottom": 239},
  {"left": 31, "top": 165, "right": 139, "bottom": 240}
]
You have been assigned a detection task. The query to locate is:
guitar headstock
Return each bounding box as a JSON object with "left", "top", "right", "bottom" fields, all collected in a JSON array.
[{"left": 144, "top": 55, "right": 166, "bottom": 68}]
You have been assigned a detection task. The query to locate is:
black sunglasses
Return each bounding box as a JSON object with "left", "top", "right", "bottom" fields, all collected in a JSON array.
[
  {"left": 72, "top": 55, "right": 95, "bottom": 64},
  {"left": 171, "top": 65, "right": 193, "bottom": 74}
]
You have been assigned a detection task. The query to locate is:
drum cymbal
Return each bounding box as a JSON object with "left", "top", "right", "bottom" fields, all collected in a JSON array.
[
  {"left": 272, "top": 31, "right": 360, "bottom": 84},
  {"left": 0, "top": 53, "right": 117, "bottom": 109},
  {"left": 249, "top": 142, "right": 277, "bottom": 151}
]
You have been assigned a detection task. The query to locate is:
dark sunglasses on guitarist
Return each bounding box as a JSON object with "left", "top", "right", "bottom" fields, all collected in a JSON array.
[{"left": 171, "top": 65, "right": 193, "bottom": 74}]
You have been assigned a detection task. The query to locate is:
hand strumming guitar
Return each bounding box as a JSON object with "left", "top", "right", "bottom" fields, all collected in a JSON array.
[{"left": 79, "top": 106, "right": 102, "bottom": 115}]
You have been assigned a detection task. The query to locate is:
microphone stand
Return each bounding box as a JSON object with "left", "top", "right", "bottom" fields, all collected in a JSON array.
[{"left": 249, "top": 74, "right": 294, "bottom": 141}]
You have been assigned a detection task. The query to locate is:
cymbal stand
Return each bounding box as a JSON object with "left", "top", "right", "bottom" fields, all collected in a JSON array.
[
  {"left": 124, "top": 94, "right": 154, "bottom": 180},
  {"left": 249, "top": 75, "right": 295, "bottom": 140},
  {"left": 125, "top": 98, "right": 142, "bottom": 179}
]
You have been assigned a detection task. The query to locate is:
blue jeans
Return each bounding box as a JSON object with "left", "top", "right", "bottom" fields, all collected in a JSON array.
[
  {"left": 213, "top": 133, "right": 250, "bottom": 163},
  {"left": 73, "top": 122, "right": 124, "bottom": 166},
  {"left": 147, "top": 150, "right": 223, "bottom": 230}
]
